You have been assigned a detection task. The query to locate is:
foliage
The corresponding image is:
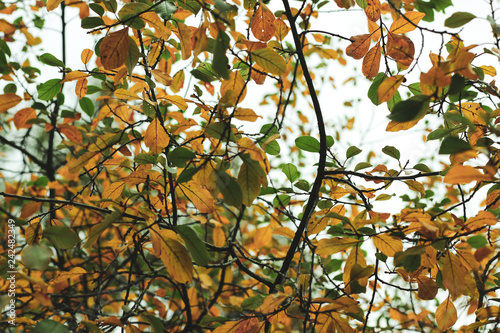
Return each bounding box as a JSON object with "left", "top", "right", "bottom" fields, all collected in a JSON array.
[{"left": 1, "top": 0, "right": 500, "bottom": 332}]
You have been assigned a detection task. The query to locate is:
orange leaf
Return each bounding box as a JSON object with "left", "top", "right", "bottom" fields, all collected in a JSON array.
[
  {"left": 141, "top": 12, "right": 171, "bottom": 40},
  {"left": 68, "top": 151, "right": 96, "bottom": 174},
  {"left": 346, "top": 34, "right": 372, "bottom": 60},
  {"left": 59, "top": 124, "right": 83, "bottom": 144},
  {"left": 212, "top": 318, "right": 260, "bottom": 333},
  {"left": 387, "top": 34, "right": 415, "bottom": 66},
  {"left": 61, "top": 71, "right": 90, "bottom": 83},
  {"left": 162, "top": 95, "right": 188, "bottom": 110},
  {"left": 420, "top": 67, "right": 451, "bottom": 88},
  {"left": 102, "top": 181, "right": 125, "bottom": 202},
  {"left": 13, "top": 107, "right": 36, "bottom": 129},
  {"left": 179, "top": 181, "right": 215, "bottom": 214},
  {"left": 365, "top": 0, "right": 381, "bottom": 22},
  {"left": 464, "top": 210, "right": 497, "bottom": 230},
  {"left": 46, "top": 0, "right": 63, "bottom": 11},
  {"left": 232, "top": 108, "right": 262, "bottom": 122},
  {"left": 251, "top": 3, "right": 276, "bottom": 42},
  {"left": 362, "top": 42, "right": 381, "bottom": 78},
  {"left": 377, "top": 75, "right": 404, "bottom": 103},
  {"left": 372, "top": 234, "right": 403, "bottom": 257},
  {"left": 51, "top": 267, "right": 87, "bottom": 284},
  {"left": 0, "top": 93, "right": 22, "bottom": 113},
  {"left": 81, "top": 48, "right": 93, "bottom": 64},
  {"left": 273, "top": 18, "right": 289, "bottom": 41},
  {"left": 220, "top": 71, "right": 247, "bottom": 106},
  {"left": 151, "top": 70, "right": 173, "bottom": 86},
  {"left": 174, "top": 21, "right": 192, "bottom": 60},
  {"left": 316, "top": 237, "right": 360, "bottom": 256},
  {"left": 75, "top": 78, "right": 88, "bottom": 99},
  {"left": 20, "top": 201, "right": 42, "bottom": 219},
  {"left": 444, "top": 165, "right": 493, "bottom": 185},
  {"left": 254, "top": 225, "right": 272, "bottom": 248},
  {"left": 385, "top": 118, "right": 421, "bottom": 132},
  {"left": 151, "top": 228, "right": 193, "bottom": 283},
  {"left": 390, "top": 11, "right": 426, "bottom": 34},
  {"left": 213, "top": 225, "right": 225, "bottom": 247},
  {"left": 114, "top": 88, "right": 141, "bottom": 100},
  {"left": 436, "top": 296, "right": 457, "bottom": 331},
  {"left": 100, "top": 28, "right": 130, "bottom": 70},
  {"left": 442, "top": 251, "right": 466, "bottom": 300},
  {"left": 144, "top": 118, "right": 170, "bottom": 154},
  {"left": 368, "top": 19, "right": 381, "bottom": 41}
]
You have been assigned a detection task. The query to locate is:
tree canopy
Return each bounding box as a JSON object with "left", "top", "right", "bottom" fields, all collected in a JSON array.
[{"left": 1, "top": 0, "right": 500, "bottom": 332}]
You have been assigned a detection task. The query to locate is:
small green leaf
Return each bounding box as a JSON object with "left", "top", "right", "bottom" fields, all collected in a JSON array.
[
  {"left": 177, "top": 225, "right": 210, "bottom": 266},
  {"left": 382, "top": 145, "right": 400, "bottom": 160},
  {"left": 388, "top": 95, "right": 430, "bottom": 122},
  {"left": 294, "top": 179, "right": 310, "bottom": 191},
  {"left": 295, "top": 136, "right": 321, "bottom": 153},
  {"left": 39, "top": 53, "right": 65, "bottom": 67},
  {"left": 205, "top": 122, "right": 236, "bottom": 142},
  {"left": 368, "top": 73, "right": 386, "bottom": 106},
  {"left": 89, "top": 3, "right": 105, "bottom": 16},
  {"left": 346, "top": 146, "right": 362, "bottom": 160},
  {"left": 21, "top": 245, "right": 53, "bottom": 270},
  {"left": 79, "top": 97, "right": 95, "bottom": 117},
  {"left": 81, "top": 17, "right": 105, "bottom": 29},
  {"left": 134, "top": 153, "right": 157, "bottom": 165},
  {"left": 241, "top": 294, "right": 266, "bottom": 310},
  {"left": 38, "top": 79, "right": 62, "bottom": 101},
  {"left": 413, "top": 163, "right": 432, "bottom": 173},
  {"left": 354, "top": 162, "right": 372, "bottom": 171},
  {"left": 103, "top": 0, "right": 118, "bottom": 12},
  {"left": 177, "top": 167, "right": 199, "bottom": 183},
  {"left": 427, "top": 127, "right": 455, "bottom": 140},
  {"left": 445, "top": 12, "right": 476, "bottom": 28},
  {"left": 438, "top": 136, "right": 471, "bottom": 154},
  {"left": 155, "top": 0, "right": 177, "bottom": 20},
  {"left": 212, "top": 31, "right": 230, "bottom": 80},
  {"left": 168, "top": 147, "right": 196, "bottom": 168},
  {"left": 467, "top": 235, "right": 488, "bottom": 249},
  {"left": 282, "top": 163, "right": 299, "bottom": 182},
  {"left": 215, "top": 170, "right": 242, "bottom": 208},
  {"left": 44, "top": 226, "right": 80, "bottom": 250},
  {"left": 273, "top": 194, "right": 290, "bottom": 208}
]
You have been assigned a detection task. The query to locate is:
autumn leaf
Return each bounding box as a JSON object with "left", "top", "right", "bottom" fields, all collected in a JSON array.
[
  {"left": 81, "top": 48, "right": 93, "bottom": 64},
  {"left": 100, "top": 28, "right": 130, "bottom": 70},
  {"left": 174, "top": 21, "right": 192, "bottom": 60},
  {"left": 13, "top": 107, "right": 36, "bottom": 129},
  {"left": 377, "top": 75, "right": 404, "bottom": 103},
  {"left": 316, "top": 237, "right": 361, "bottom": 255},
  {"left": 442, "top": 251, "right": 466, "bottom": 300},
  {"left": 387, "top": 34, "right": 415, "bottom": 66},
  {"left": 390, "top": 11, "right": 426, "bottom": 34},
  {"left": 144, "top": 118, "right": 170, "bottom": 154},
  {"left": 416, "top": 276, "right": 438, "bottom": 300},
  {"left": 178, "top": 181, "right": 215, "bottom": 214},
  {"left": 251, "top": 3, "right": 275, "bottom": 42},
  {"left": 362, "top": 42, "right": 381, "bottom": 78},
  {"left": 100, "top": 181, "right": 125, "bottom": 208},
  {"left": 61, "top": 71, "right": 90, "bottom": 83},
  {"left": 346, "top": 34, "right": 372, "bottom": 60},
  {"left": 365, "top": 0, "right": 381, "bottom": 22},
  {"left": 372, "top": 234, "right": 403, "bottom": 257},
  {"left": 444, "top": 165, "right": 493, "bottom": 184},
  {"left": 51, "top": 267, "right": 87, "bottom": 284},
  {"left": 251, "top": 47, "right": 286, "bottom": 75},
  {"left": 220, "top": 71, "right": 247, "bottom": 107},
  {"left": 46, "top": 0, "right": 63, "bottom": 12},
  {"left": 0, "top": 93, "right": 22, "bottom": 113},
  {"left": 436, "top": 296, "right": 457, "bottom": 331}
]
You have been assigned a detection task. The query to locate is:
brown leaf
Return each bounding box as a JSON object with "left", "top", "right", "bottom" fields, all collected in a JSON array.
[
  {"left": 387, "top": 34, "right": 415, "bottom": 66},
  {"left": 251, "top": 3, "right": 275, "bottom": 42},
  {"left": 416, "top": 276, "right": 438, "bottom": 300},
  {"left": 100, "top": 28, "right": 130, "bottom": 70},
  {"left": 365, "top": 0, "right": 381, "bottom": 22},
  {"left": 362, "top": 42, "right": 381, "bottom": 78},
  {"left": 346, "top": 34, "right": 372, "bottom": 60}
]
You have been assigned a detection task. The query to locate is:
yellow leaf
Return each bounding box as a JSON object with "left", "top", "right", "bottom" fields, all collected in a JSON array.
[
  {"left": 151, "top": 70, "right": 172, "bottom": 86},
  {"left": 75, "top": 78, "right": 88, "bottom": 99},
  {"left": 220, "top": 71, "right": 247, "bottom": 106},
  {"left": 254, "top": 225, "right": 272, "bottom": 248},
  {"left": 120, "top": 170, "right": 150, "bottom": 186},
  {"left": 237, "top": 162, "right": 262, "bottom": 207},
  {"left": 476, "top": 306, "right": 500, "bottom": 320},
  {"left": 444, "top": 165, "right": 493, "bottom": 184},
  {"left": 151, "top": 228, "right": 193, "bottom": 283},
  {"left": 68, "top": 151, "right": 96, "bottom": 174},
  {"left": 179, "top": 181, "right": 215, "bottom": 214},
  {"left": 102, "top": 181, "right": 125, "bottom": 201},
  {"left": 368, "top": 19, "right": 381, "bottom": 42},
  {"left": 251, "top": 3, "right": 276, "bottom": 42},
  {"left": 442, "top": 251, "right": 466, "bottom": 300},
  {"left": 144, "top": 118, "right": 170, "bottom": 154},
  {"left": 346, "top": 34, "right": 372, "bottom": 60},
  {"left": 316, "top": 237, "right": 360, "bottom": 256},
  {"left": 114, "top": 88, "right": 141, "bottom": 100},
  {"left": 0, "top": 93, "right": 22, "bottom": 113},
  {"left": 480, "top": 65, "right": 497, "bottom": 77},
  {"left": 171, "top": 70, "right": 185, "bottom": 93},
  {"left": 377, "top": 75, "right": 404, "bottom": 103},
  {"left": 61, "top": 71, "right": 90, "bottom": 83},
  {"left": 404, "top": 180, "right": 425, "bottom": 197},
  {"left": 232, "top": 108, "right": 262, "bottom": 122},
  {"left": 372, "top": 234, "right": 403, "bottom": 257},
  {"left": 436, "top": 296, "right": 457, "bottom": 331},
  {"left": 100, "top": 28, "right": 130, "bottom": 70},
  {"left": 13, "top": 107, "right": 36, "bottom": 129},
  {"left": 343, "top": 246, "right": 367, "bottom": 293},
  {"left": 390, "top": 11, "right": 426, "bottom": 34},
  {"left": 51, "top": 267, "right": 87, "bottom": 284},
  {"left": 464, "top": 210, "right": 497, "bottom": 230},
  {"left": 461, "top": 102, "right": 487, "bottom": 125},
  {"left": 362, "top": 42, "right": 381, "bottom": 78},
  {"left": 385, "top": 118, "right": 421, "bottom": 132},
  {"left": 46, "top": 0, "right": 63, "bottom": 11},
  {"left": 81, "top": 48, "right": 93, "bottom": 64},
  {"left": 174, "top": 21, "right": 192, "bottom": 60},
  {"left": 213, "top": 225, "right": 225, "bottom": 247},
  {"left": 163, "top": 95, "right": 188, "bottom": 110},
  {"left": 140, "top": 12, "right": 171, "bottom": 40},
  {"left": 251, "top": 47, "right": 286, "bottom": 75},
  {"left": 212, "top": 318, "right": 260, "bottom": 333}
]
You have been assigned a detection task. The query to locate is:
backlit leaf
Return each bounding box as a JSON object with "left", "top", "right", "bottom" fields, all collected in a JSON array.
[
  {"left": 251, "top": 47, "right": 286, "bottom": 75},
  {"left": 373, "top": 234, "right": 402, "bottom": 257},
  {"left": 365, "top": 0, "right": 381, "bottom": 22},
  {"left": 46, "top": 0, "right": 64, "bottom": 12},
  {"left": 100, "top": 28, "right": 130, "bottom": 70},
  {"left": 346, "top": 34, "right": 371, "bottom": 60},
  {"left": 445, "top": 12, "right": 476, "bottom": 28},
  {"left": 251, "top": 3, "right": 275, "bottom": 42},
  {"left": 443, "top": 165, "right": 493, "bottom": 184},
  {"left": 388, "top": 95, "right": 429, "bottom": 122},
  {"left": 179, "top": 181, "right": 215, "bottom": 213},
  {"left": 144, "top": 118, "right": 170, "bottom": 154},
  {"left": 316, "top": 237, "right": 361, "bottom": 256},
  {"left": 13, "top": 107, "right": 36, "bottom": 129},
  {"left": 442, "top": 251, "right": 466, "bottom": 300},
  {"left": 436, "top": 296, "right": 457, "bottom": 330},
  {"left": 390, "top": 11, "right": 426, "bottom": 34},
  {"left": 377, "top": 75, "right": 404, "bottom": 103},
  {"left": 362, "top": 42, "right": 381, "bottom": 78}
]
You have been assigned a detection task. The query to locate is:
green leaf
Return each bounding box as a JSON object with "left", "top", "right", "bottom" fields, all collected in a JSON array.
[
  {"left": 39, "top": 53, "right": 65, "bottom": 67},
  {"left": 89, "top": 3, "right": 105, "bottom": 16},
  {"left": 175, "top": 0, "right": 201, "bottom": 15},
  {"left": 79, "top": 97, "right": 95, "bottom": 117},
  {"left": 295, "top": 136, "right": 321, "bottom": 153},
  {"left": 346, "top": 146, "right": 362, "bottom": 160},
  {"left": 215, "top": 170, "right": 242, "bottom": 208},
  {"left": 282, "top": 163, "right": 299, "bottom": 182},
  {"left": 413, "top": 163, "right": 432, "bottom": 173},
  {"left": 294, "top": 179, "right": 310, "bottom": 191},
  {"left": 118, "top": 3, "right": 150, "bottom": 18},
  {"left": 32, "top": 319, "right": 69, "bottom": 333},
  {"left": 241, "top": 294, "right": 266, "bottom": 310},
  {"left": 205, "top": 122, "right": 236, "bottom": 142},
  {"left": 81, "top": 17, "right": 105, "bottom": 29},
  {"left": 38, "top": 79, "right": 62, "bottom": 101},
  {"left": 126, "top": 37, "right": 140, "bottom": 76},
  {"left": 155, "top": 1, "right": 177, "bottom": 20},
  {"left": 388, "top": 95, "right": 430, "bottom": 122},
  {"left": 354, "top": 162, "right": 372, "bottom": 171},
  {"left": 273, "top": 194, "right": 291, "bottom": 208},
  {"left": 438, "top": 136, "right": 471, "bottom": 154},
  {"left": 134, "top": 153, "right": 157, "bottom": 165},
  {"left": 214, "top": 0, "right": 238, "bottom": 12},
  {"left": 368, "top": 73, "right": 387, "bottom": 105},
  {"left": 177, "top": 225, "right": 210, "bottom": 266},
  {"left": 103, "top": 0, "right": 117, "bottom": 12},
  {"left": 382, "top": 145, "right": 400, "bottom": 160},
  {"left": 191, "top": 62, "right": 218, "bottom": 82},
  {"left": 355, "top": 0, "right": 367, "bottom": 9},
  {"left": 251, "top": 48, "right": 286, "bottom": 75},
  {"left": 21, "top": 245, "right": 53, "bottom": 270},
  {"left": 427, "top": 127, "right": 455, "bottom": 140},
  {"left": 44, "top": 226, "right": 81, "bottom": 250},
  {"left": 467, "top": 235, "right": 488, "bottom": 249},
  {"left": 84, "top": 211, "right": 119, "bottom": 249},
  {"left": 168, "top": 147, "right": 196, "bottom": 168},
  {"left": 177, "top": 167, "right": 199, "bottom": 183},
  {"left": 121, "top": 15, "right": 145, "bottom": 30},
  {"left": 445, "top": 12, "right": 476, "bottom": 28},
  {"left": 212, "top": 31, "right": 230, "bottom": 80}
]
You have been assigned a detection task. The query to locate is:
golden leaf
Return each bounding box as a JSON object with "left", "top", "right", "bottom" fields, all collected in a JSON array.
[
  {"left": 237, "top": 162, "right": 262, "bottom": 207},
  {"left": 316, "top": 237, "right": 360, "bottom": 256},
  {"left": 75, "top": 78, "right": 88, "bottom": 99},
  {"left": 377, "top": 75, "right": 404, "bottom": 103},
  {"left": 144, "top": 118, "right": 170, "bottom": 154},
  {"left": 444, "top": 165, "right": 493, "bottom": 185},
  {"left": 51, "top": 267, "right": 87, "bottom": 285},
  {"left": 0, "top": 93, "right": 22, "bottom": 113},
  {"left": 372, "top": 234, "right": 403, "bottom": 257},
  {"left": 390, "top": 11, "right": 426, "bottom": 34},
  {"left": 387, "top": 34, "right": 415, "bottom": 66},
  {"left": 81, "top": 48, "right": 93, "bottom": 64},
  {"left": 251, "top": 3, "right": 276, "bottom": 42},
  {"left": 251, "top": 47, "right": 287, "bottom": 75},
  {"left": 100, "top": 28, "right": 130, "bottom": 70},
  {"left": 220, "top": 71, "right": 247, "bottom": 106},
  {"left": 436, "top": 296, "right": 457, "bottom": 331},
  {"left": 174, "top": 21, "right": 192, "bottom": 60},
  {"left": 59, "top": 124, "right": 83, "bottom": 144},
  {"left": 46, "top": 0, "right": 63, "bottom": 12},
  {"left": 178, "top": 181, "right": 215, "bottom": 214},
  {"left": 61, "top": 71, "right": 90, "bottom": 83},
  {"left": 346, "top": 34, "right": 372, "bottom": 60},
  {"left": 365, "top": 0, "right": 381, "bottom": 22},
  {"left": 362, "top": 42, "right": 381, "bottom": 78},
  {"left": 13, "top": 108, "right": 36, "bottom": 129},
  {"left": 442, "top": 251, "right": 466, "bottom": 300},
  {"left": 101, "top": 181, "right": 125, "bottom": 202}
]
